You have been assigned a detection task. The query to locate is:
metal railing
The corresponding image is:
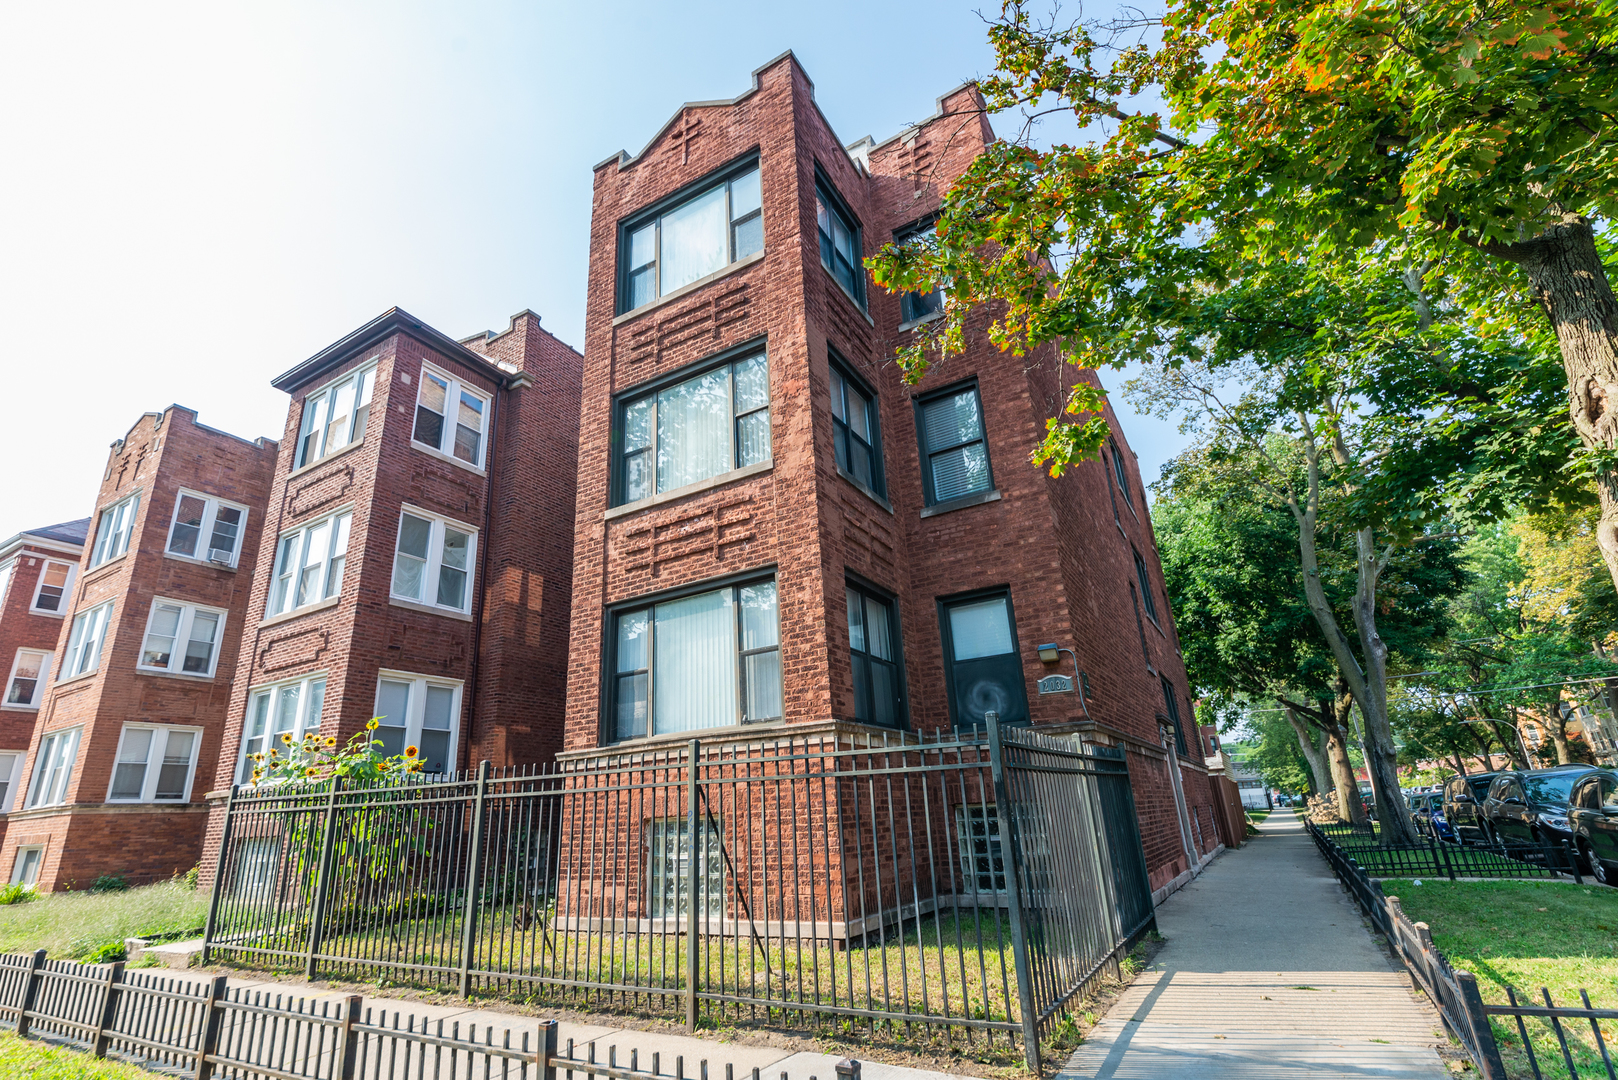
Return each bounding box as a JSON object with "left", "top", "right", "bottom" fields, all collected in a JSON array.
[
  {"left": 1307, "top": 821, "right": 1615, "bottom": 1080},
  {"left": 205, "top": 715, "right": 1156, "bottom": 1069},
  {"left": 1310, "top": 820, "right": 1584, "bottom": 882}
]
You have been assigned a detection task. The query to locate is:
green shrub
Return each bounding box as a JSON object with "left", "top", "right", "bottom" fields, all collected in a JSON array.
[
  {"left": 181, "top": 866, "right": 200, "bottom": 891},
  {"left": 88, "top": 875, "right": 129, "bottom": 894},
  {"left": 79, "top": 941, "right": 126, "bottom": 964},
  {"left": 0, "top": 885, "right": 36, "bottom": 906}
]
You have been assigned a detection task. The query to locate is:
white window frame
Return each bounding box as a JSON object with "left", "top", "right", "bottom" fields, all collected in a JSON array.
[
  {"left": 137, "top": 598, "right": 228, "bottom": 678},
  {"left": 28, "top": 559, "right": 76, "bottom": 616},
  {"left": 89, "top": 493, "right": 140, "bottom": 568},
  {"left": 410, "top": 363, "right": 491, "bottom": 470},
  {"left": 238, "top": 673, "right": 327, "bottom": 783},
  {"left": 106, "top": 723, "right": 203, "bottom": 804},
  {"left": 11, "top": 846, "right": 43, "bottom": 886},
  {"left": 62, "top": 601, "right": 114, "bottom": 681},
  {"left": 295, "top": 360, "right": 378, "bottom": 469},
  {"left": 389, "top": 507, "right": 477, "bottom": 615},
  {"left": 4, "top": 649, "right": 52, "bottom": 710},
  {"left": 165, "top": 489, "right": 250, "bottom": 568},
  {"left": 372, "top": 670, "right": 463, "bottom": 774},
  {"left": 0, "top": 751, "right": 26, "bottom": 813},
  {"left": 0, "top": 560, "right": 13, "bottom": 610},
  {"left": 265, "top": 509, "right": 352, "bottom": 618},
  {"left": 25, "top": 727, "right": 81, "bottom": 809}
]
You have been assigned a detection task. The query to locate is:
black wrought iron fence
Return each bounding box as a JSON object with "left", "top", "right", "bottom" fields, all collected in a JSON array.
[
  {"left": 205, "top": 715, "right": 1155, "bottom": 1069},
  {"left": 1311, "top": 820, "right": 1585, "bottom": 882}
]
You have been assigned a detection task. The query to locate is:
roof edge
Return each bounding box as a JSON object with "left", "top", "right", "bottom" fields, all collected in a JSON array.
[
  {"left": 868, "top": 80, "right": 986, "bottom": 155},
  {"left": 273, "top": 307, "right": 516, "bottom": 394}
]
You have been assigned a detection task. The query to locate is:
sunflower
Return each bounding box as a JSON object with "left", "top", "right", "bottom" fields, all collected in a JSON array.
[
  {"left": 268, "top": 748, "right": 279, "bottom": 758},
  {"left": 325, "top": 736, "right": 337, "bottom": 747},
  {"left": 366, "top": 718, "right": 380, "bottom": 731},
  {"left": 305, "top": 766, "right": 320, "bottom": 778},
  {"left": 281, "top": 732, "right": 294, "bottom": 743},
  {"left": 251, "top": 770, "right": 264, "bottom": 782},
  {"left": 403, "top": 745, "right": 419, "bottom": 760}
]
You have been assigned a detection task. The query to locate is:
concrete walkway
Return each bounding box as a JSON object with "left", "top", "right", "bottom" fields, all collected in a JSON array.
[{"left": 1059, "top": 813, "right": 1449, "bottom": 1079}]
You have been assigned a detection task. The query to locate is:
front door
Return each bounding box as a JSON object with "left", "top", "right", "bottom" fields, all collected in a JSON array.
[{"left": 941, "top": 591, "right": 1029, "bottom": 728}]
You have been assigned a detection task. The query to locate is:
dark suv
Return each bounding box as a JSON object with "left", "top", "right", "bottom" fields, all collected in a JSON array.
[
  {"left": 1480, "top": 766, "right": 1595, "bottom": 850},
  {"left": 1442, "top": 772, "right": 1498, "bottom": 844},
  {"left": 1569, "top": 769, "right": 1618, "bottom": 886}
]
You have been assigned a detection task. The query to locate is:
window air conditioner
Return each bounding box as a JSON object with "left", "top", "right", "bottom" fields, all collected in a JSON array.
[{"left": 207, "top": 548, "right": 235, "bottom": 567}]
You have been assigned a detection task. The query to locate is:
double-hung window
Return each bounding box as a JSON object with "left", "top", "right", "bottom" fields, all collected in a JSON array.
[
  {"left": 847, "top": 582, "right": 902, "bottom": 727},
  {"left": 616, "top": 351, "right": 770, "bottom": 505},
  {"left": 1161, "top": 678, "right": 1188, "bottom": 755},
  {"left": 25, "top": 727, "right": 80, "bottom": 808},
  {"left": 108, "top": 724, "right": 201, "bottom": 802},
  {"left": 829, "top": 361, "right": 884, "bottom": 497},
  {"left": 0, "top": 752, "right": 24, "bottom": 813},
  {"left": 90, "top": 494, "right": 140, "bottom": 567},
  {"left": 391, "top": 509, "right": 476, "bottom": 614},
  {"left": 11, "top": 847, "right": 42, "bottom": 886},
  {"left": 239, "top": 674, "right": 326, "bottom": 782},
  {"left": 816, "top": 177, "right": 864, "bottom": 307},
  {"left": 138, "top": 599, "right": 226, "bottom": 677},
  {"left": 1134, "top": 551, "right": 1160, "bottom": 627},
  {"left": 29, "top": 561, "right": 74, "bottom": 614},
  {"left": 412, "top": 365, "right": 490, "bottom": 469},
  {"left": 62, "top": 601, "right": 114, "bottom": 680},
  {"left": 940, "top": 590, "right": 1028, "bottom": 728},
  {"left": 5, "top": 650, "right": 51, "bottom": 709},
  {"left": 894, "top": 219, "right": 944, "bottom": 323},
  {"left": 373, "top": 672, "right": 461, "bottom": 773},
  {"left": 1110, "top": 438, "right": 1135, "bottom": 511},
  {"left": 266, "top": 510, "right": 351, "bottom": 618},
  {"left": 610, "top": 577, "right": 781, "bottom": 742},
  {"left": 166, "top": 491, "right": 248, "bottom": 567},
  {"left": 918, "top": 384, "right": 993, "bottom": 505},
  {"left": 296, "top": 362, "right": 376, "bottom": 468},
  {"left": 621, "top": 162, "right": 762, "bottom": 313}
]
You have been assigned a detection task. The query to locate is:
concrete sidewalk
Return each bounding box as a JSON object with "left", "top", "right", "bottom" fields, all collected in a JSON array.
[{"left": 1058, "top": 813, "right": 1450, "bottom": 1079}]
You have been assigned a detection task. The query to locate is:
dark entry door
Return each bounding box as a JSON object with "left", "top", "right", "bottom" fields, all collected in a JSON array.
[{"left": 941, "top": 591, "right": 1029, "bottom": 728}]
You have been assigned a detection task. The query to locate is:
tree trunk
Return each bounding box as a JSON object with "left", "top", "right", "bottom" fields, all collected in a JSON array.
[
  {"left": 1285, "top": 704, "right": 1328, "bottom": 796},
  {"left": 1451, "top": 751, "right": 1467, "bottom": 777},
  {"left": 1319, "top": 691, "right": 1367, "bottom": 825},
  {"left": 1347, "top": 525, "right": 1418, "bottom": 844},
  {"left": 1546, "top": 711, "right": 1574, "bottom": 765}
]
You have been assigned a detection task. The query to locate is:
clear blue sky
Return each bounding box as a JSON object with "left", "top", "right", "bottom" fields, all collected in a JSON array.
[{"left": 0, "top": 0, "right": 1183, "bottom": 537}]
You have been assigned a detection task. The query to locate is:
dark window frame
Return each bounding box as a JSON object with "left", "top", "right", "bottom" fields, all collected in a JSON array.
[
  {"left": 1161, "top": 677, "right": 1188, "bottom": 755},
  {"left": 893, "top": 216, "right": 943, "bottom": 324},
  {"left": 1134, "top": 549, "right": 1160, "bottom": 627},
  {"left": 914, "top": 379, "right": 996, "bottom": 508},
  {"left": 616, "top": 152, "right": 763, "bottom": 315},
  {"left": 829, "top": 353, "right": 886, "bottom": 500},
  {"left": 814, "top": 167, "right": 866, "bottom": 310},
  {"left": 845, "top": 574, "right": 907, "bottom": 729},
  {"left": 1110, "top": 438, "right": 1136, "bottom": 511},
  {"left": 937, "top": 585, "right": 1029, "bottom": 730}
]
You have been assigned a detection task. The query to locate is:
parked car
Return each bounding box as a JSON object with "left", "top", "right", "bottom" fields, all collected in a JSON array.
[
  {"left": 1569, "top": 768, "right": 1618, "bottom": 886},
  {"left": 1480, "top": 765, "right": 1600, "bottom": 852},
  {"left": 1442, "top": 772, "right": 1498, "bottom": 845},
  {"left": 1409, "top": 790, "right": 1456, "bottom": 842}
]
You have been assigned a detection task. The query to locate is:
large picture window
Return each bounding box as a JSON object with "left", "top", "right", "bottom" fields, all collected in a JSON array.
[
  {"left": 296, "top": 362, "right": 376, "bottom": 469},
  {"left": 391, "top": 509, "right": 476, "bottom": 614},
  {"left": 25, "top": 727, "right": 80, "bottom": 808},
  {"left": 412, "top": 365, "right": 490, "bottom": 469},
  {"left": 918, "top": 384, "right": 993, "bottom": 506},
  {"left": 616, "top": 351, "right": 770, "bottom": 505},
  {"left": 108, "top": 724, "right": 201, "bottom": 803},
  {"left": 847, "top": 582, "right": 902, "bottom": 727},
  {"left": 940, "top": 590, "right": 1027, "bottom": 728},
  {"left": 5, "top": 650, "right": 51, "bottom": 709},
  {"left": 90, "top": 494, "right": 140, "bottom": 568},
  {"left": 621, "top": 163, "right": 762, "bottom": 313},
  {"left": 29, "top": 560, "right": 74, "bottom": 615},
  {"left": 62, "top": 601, "right": 114, "bottom": 680},
  {"left": 816, "top": 177, "right": 864, "bottom": 307},
  {"left": 266, "top": 510, "right": 351, "bottom": 618},
  {"left": 166, "top": 491, "right": 248, "bottom": 567},
  {"left": 830, "top": 361, "right": 884, "bottom": 498},
  {"left": 373, "top": 672, "right": 460, "bottom": 773},
  {"left": 238, "top": 674, "right": 326, "bottom": 782},
  {"left": 138, "top": 599, "right": 226, "bottom": 677},
  {"left": 610, "top": 578, "right": 781, "bottom": 742}
]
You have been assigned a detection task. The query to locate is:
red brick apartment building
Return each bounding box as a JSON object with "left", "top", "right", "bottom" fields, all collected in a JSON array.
[
  {"left": 1, "top": 408, "right": 277, "bottom": 890},
  {"left": 199, "top": 307, "right": 581, "bottom": 879},
  {"left": 567, "top": 52, "right": 1219, "bottom": 901}
]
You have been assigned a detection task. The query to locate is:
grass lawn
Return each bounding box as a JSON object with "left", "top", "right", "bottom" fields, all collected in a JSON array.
[
  {"left": 1384, "top": 878, "right": 1618, "bottom": 1080},
  {"left": 0, "top": 880, "right": 208, "bottom": 960},
  {"left": 0, "top": 1033, "right": 154, "bottom": 1079}
]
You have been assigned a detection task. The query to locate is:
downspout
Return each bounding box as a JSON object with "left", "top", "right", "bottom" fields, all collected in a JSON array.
[{"left": 1161, "top": 723, "right": 1199, "bottom": 875}]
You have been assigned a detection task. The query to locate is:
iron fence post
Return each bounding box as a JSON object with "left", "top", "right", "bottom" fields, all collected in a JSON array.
[
  {"left": 540, "top": 1018, "right": 559, "bottom": 1080},
  {"left": 91, "top": 960, "right": 124, "bottom": 1057},
  {"left": 304, "top": 775, "right": 343, "bottom": 981},
  {"left": 1455, "top": 969, "right": 1508, "bottom": 1080},
  {"left": 15, "top": 948, "right": 44, "bottom": 1037},
  {"left": 459, "top": 760, "right": 492, "bottom": 998},
  {"left": 200, "top": 784, "right": 238, "bottom": 966},
  {"left": 335, "top": 993, "right": 363, "bottom": 1080},
  {"left": 1561, "top": 839, "right": 1583, "bottom": 885},
  {"left": 986, "top": 711, "right": 1041, "bottom": 1072},
  {"left": 193, "top": 975, "right": 229, "bottom": 1080},
  {"left": 686, "top": 738, "right": 700, "bottom": 1034}
]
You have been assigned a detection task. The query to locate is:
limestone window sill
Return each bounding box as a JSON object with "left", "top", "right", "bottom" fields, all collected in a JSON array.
[
  {"left": 612, "top": 251, "right": 766, "bottom": 328},
  {"left": 821, "top": 265, "right": 877, "bottom": 327},
  {"left": 604, "top": 461, "right": 773, "bottom": 521},
  {"left": 836, "top": 466, "right": 893, "bottom": 514},
  {"left": 258, "top": 594, "right": 341, "bottom": 629},
  {"left": 286, "top": 438, "right": 365, "bottom": 481},
  {"left": 919, "top": 488, "right": 1002, "bottom": 519},
  {"left": 410, "top": 439, "right": 488, "bottom": 477},
  {"left": 162, "top": 550, "right": 238, "bottom": 573},
  {"left": 897, "top": 311, "right": 944, "bottom": 334},
  {"left": 388, "top": 596, "right": 474, "bottom": 623}
]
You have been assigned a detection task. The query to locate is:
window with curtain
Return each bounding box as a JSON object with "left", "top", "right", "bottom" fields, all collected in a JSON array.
[
  {"left": 266, "top": 510, "right": 352, "bottom": 618},
  {"left": 238, "top": 674, "right": 326, "bottom": 783},
  {"left": 5, "top": 649, "right": 51, "bottom": 709},
  {"left": 412, "top": 365, "right": 491, "bottom": 469},
  {"left": 816, "top": 178, "right": 864, "bottom": 307},
  {"left": 847, "top": 582, "right": 902, "bottom": 727},
  {"left": 107, "top": 725, "right": 200, "bottom": 802},
  {"left": 1134, "top": 550, "right": 1159, "bottom": 626},
  {"left": 25, "top": 727, "right": 80, "bottom": 808},
  {"left": 830, "top": 362, "right": 884, "bottom": 497},
  {"left": 894, "top": 219, "right": 943, "bottom": 323},
  {"left": 610, "top": 578, "right": 781, "bottom": 742},
  {"left": 138, "top": 598, "right": 226, "bottom": 677},
  {"left": 62, "top": 601, "right": 114, "bottom": 680},
  {"left": 941, "top": 591, "right": 1027, "bottom": 727},
  {"left": 166, "top": 491, "right": 248, "bottom": 566},
  {"left": 391, "top": 509, "right": 476, "bottom": 614},
  {"left": 90, "top": 494, "right": 140, "bottom": 567},
  {"left": 918, "top": 385, "right": 993, "bottom": 505},
  {"left": 29, "top": 560, "right": 74, "bottom": 614},
  {"left": 296, "top": 362, "right": 376, "bottom": 468},
  {"left": 621, "top": 163, "right": 762, "bottom": 313},
  {"left": 372, "top": 672, "right": 460, "bottom": 773},
  {"left": 616, "top": 351, "right": 770, "bottom": 505}
]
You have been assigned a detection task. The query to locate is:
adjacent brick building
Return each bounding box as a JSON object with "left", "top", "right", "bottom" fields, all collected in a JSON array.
[
  {"left": 0, "top": 408, "right": 276, "bottom": 889},
  {"left": 564, "top": 52, "right": 1218, "bottom": 904}
]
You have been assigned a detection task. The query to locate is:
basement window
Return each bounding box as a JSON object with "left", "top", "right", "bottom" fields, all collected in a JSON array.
[{"left": 647, "top": 818, "right": 724, "bottom": 919}]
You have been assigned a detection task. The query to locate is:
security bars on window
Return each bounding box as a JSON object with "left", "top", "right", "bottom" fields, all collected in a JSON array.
[
  {"left": 617, "top": 352, "right": 770, "bottom": 506},
  {"left": 622, "top": 164, "right": 762, "bottom": 313}
]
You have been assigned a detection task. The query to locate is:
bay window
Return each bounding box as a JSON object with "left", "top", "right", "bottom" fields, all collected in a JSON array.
[
  {"left": 620, "top": 162, "right": 762, "bottom": 313},
  {"left": 918, "top": 383, "right": 994, "bottom": 506},
  {"left": 266, "top": 510, "right": 351, "bottom": 618},
  {"left": 29, "top": 560, "right": 74, "bottom": 614},
  {"left": 372, "top": 672, "right": 460, "bottom": 773},
  {"left": 25, "top": 727, "right": 80, "bottom": 808},
  {"left": 609, "top": 577, "right": 781, "bottom": 742},
  {"left": 847, "top": 582, "right": 902, "bottom": 727},
  {"left": 62, "top": 601, "right": 114, "bottom": 680},
  {"left": 816, "top": 177, "right": 864, "bottom": 308},
  {"left": 412, "top": 365, "right": 490, "bottom": 469},
  {"left": 239, "top": 674, "right": 326, "bottom": 782},
  {"left": 166, "top": 491, "right": 248, "bottom": 567},
  {"left": 390, "top": 509, "right": 476, "bottom": 614},
  {"left": 90, "top": 494, "right": 140, "bottom": 567},
  {"left": 616, "top": 350, "right": 770, "bottom": 505},
  {"left": 296, "top": 362, "right": 376, "bottom": 468},
  {"left": 138, "top": 599, "right": 226, "bottom": 677},
  {"left": 5, "top": 650, "right": 51, "bottom": 709},
  {"left": 108, "top": 724, "right": 201, "bottom": 802},
  {"left": 829, "top": 361, "right": 884, "bottom": 498}
]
